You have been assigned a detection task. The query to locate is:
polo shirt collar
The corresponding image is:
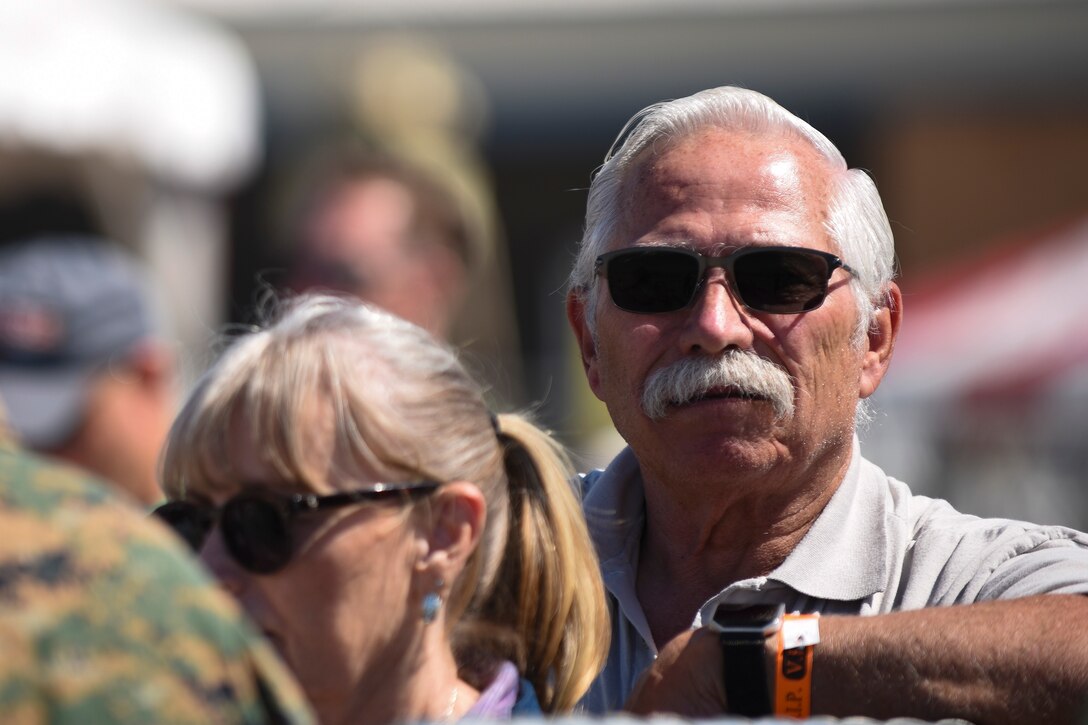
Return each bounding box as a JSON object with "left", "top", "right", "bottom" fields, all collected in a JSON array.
[
  {"left": 582, "top": 447, "right": 655, "bottom": 648},
  {"left": 769, "top": 435, "right": 889, "bottom": 601},
  {"left": 584, "top": 436, "right": 889, "bottom": 605},
  {"left": 583, "top": 446, "right": 645, "bottom": 567}
]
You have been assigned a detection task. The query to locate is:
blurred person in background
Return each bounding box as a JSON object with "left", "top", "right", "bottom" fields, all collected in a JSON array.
[
  {"left": 153, "top": 294, "right": 609, "bottom": 724},
  {"left": 566, "top": 86, "right": 1088, "bottom": 722},
  {"left": 0, "top": 236, "right": 176, "bottom": 506},
  {"left": 283, "top": 144, "right": 473, "bottom": 341},
  {"left": 261, "top": 35, "right": 524, "bottom": 410},
  {"left": 0, "top": 391, "right": 314, "bottom": 724}
]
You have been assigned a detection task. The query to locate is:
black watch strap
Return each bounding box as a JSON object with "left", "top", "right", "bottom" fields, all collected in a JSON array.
[{"left": 720, "top": 633, "right": 773, "bottom": 717}]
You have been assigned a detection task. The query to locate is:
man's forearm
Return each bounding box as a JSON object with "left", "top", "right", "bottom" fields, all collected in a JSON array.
[
  {"left": 626, "top": 594, "right": 1088, "bottom": 723},
  {"left": 812, "top": 594, "right": 1088, "bottom": 724}
]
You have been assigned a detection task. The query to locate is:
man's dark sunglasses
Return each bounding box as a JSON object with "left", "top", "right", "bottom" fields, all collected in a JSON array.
[
  {"left": 594, "top": 245, "right": 856, "bottom": 315},
  {"left": 153, "top": 481, "right": 441, "bottom": 575}
]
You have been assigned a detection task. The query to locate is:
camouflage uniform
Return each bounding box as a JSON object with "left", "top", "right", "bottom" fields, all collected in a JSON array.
[{"left": 0, "top": 435, "right": 315, "bottom": 724}]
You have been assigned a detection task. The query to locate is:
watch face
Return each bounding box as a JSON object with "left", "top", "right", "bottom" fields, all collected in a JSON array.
[{"left": 711, "top": 602, "right": 785, "bottom": 634}]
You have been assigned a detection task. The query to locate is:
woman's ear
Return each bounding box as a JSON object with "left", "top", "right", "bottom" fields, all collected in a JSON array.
[{"left": 416, "top": 481, "right": 486, "bottom": 582}]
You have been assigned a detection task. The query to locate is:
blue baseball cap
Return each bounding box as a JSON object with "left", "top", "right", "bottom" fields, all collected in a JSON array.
[{"left": 0, "top": 237, "right": 154, "bottom": 448}]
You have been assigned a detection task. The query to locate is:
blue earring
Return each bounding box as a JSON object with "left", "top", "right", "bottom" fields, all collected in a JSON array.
[
  {"left": 422, "top": 578, "right": 444, "bottom": 623},
  {"left": 422, "top": 592, "right": 443, "bottom": 623}
]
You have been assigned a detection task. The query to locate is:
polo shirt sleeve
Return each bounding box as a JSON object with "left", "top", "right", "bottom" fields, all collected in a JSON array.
[
  {"left": 974, "top": 526, "right": 1088, "bottom": 600},
  {"left": 909, "top": 496, "right": 1088, "bottom": 604}
]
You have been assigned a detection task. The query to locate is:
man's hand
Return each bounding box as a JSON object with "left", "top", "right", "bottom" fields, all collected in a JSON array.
[{"left": 624, "top": 627, "right": 728, "bottom": 717}]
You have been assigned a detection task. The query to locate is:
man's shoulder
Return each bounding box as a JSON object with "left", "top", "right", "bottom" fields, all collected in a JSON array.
[
  {"left": 577, "top": 445, "right": 642, "bottom": 504},
  {"left": 0, "top": 439, "right": 114, "bottom": 508},
  {"left": 0, "top": 444, "right": 207, "bottom": 600},
  {"left": 0, "top": 445, "right": 314, "bottom": 724},
  {"left": 856, "top": 454, "right": 1088, "bottom": 603},
  {"left": 578, "top": 468, "right": 603, "bottom": 497}
]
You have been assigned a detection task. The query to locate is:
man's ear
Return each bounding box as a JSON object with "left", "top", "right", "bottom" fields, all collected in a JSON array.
[
  {"left": 566, "top": 290, "right": 603, "bottom": 398},
  {"left": 416, "top": 481, "right": 486, "bottom": 583},
  {"left": 859, "top": 282, "right": 903, "bottom": 399},
  {"left": 122, "top": 340, "right": 176, "bottom": 395}
]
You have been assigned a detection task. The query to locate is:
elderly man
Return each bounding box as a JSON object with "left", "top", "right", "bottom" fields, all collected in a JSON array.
[{"left": 566, "top": 86, "right": 1088, "bottom": 723}]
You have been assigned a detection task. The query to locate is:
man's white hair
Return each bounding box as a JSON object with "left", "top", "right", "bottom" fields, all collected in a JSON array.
[{"left": 568, "top": 86, "right": 897, "bottom": 345}]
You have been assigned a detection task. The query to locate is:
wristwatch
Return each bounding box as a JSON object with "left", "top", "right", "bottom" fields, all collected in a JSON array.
[{"left": 707, "top": 602, "right": 785, "bottom": 717}]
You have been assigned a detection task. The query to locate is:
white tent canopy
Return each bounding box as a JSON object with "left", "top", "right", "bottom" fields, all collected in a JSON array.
[{"left": 0, "top": 0, "right": 259, "bottom": 190}]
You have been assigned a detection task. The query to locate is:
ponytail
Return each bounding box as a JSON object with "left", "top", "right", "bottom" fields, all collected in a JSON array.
[{"left": 471, "top": 413, "right": 609, "bottom": 712}]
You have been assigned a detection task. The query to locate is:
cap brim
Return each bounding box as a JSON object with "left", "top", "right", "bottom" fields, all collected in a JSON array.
[{"left": 0, "top": 365, "right": 96, "bottom": 449}]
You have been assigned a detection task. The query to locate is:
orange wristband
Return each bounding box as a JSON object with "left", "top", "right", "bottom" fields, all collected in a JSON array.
[{"left": 774, "top": 613, "right": 819, "bottom": 719}]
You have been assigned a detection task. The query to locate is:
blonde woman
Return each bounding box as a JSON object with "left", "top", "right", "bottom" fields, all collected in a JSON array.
[{"left": 154, "top": 294, "right": 608, "bottom": 724}]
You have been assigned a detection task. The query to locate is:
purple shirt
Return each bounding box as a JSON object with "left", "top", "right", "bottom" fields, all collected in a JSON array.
[{"left": 464, "top": 661, "right": 520, "bottom": 718}]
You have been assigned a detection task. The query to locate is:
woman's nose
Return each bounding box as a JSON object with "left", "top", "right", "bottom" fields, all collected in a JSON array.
[{"left": 199, "top": 526, "right": 246, "bottom": 597}]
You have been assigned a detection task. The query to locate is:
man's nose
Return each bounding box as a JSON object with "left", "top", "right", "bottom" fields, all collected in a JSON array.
[{"left": 677, "top": 271, "right": 754, "bottom": 355}]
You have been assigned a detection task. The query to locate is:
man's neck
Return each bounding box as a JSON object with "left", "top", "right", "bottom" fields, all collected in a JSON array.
[{"left": 634, "top": 446, "right": 850, "bottom": 647}]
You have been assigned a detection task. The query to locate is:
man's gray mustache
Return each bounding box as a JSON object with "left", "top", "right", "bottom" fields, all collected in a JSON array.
[{"left": 641, "top": 350, "right": 794, "bottom": 420}]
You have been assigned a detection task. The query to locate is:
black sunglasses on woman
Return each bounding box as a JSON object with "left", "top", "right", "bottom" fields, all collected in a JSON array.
[{"left": 154, "top": 481, "right": 441, "bottom": 574}]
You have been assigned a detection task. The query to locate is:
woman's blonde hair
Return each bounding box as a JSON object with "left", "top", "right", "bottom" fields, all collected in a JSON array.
[{"left": 160, "top": 293, "right": 608, "bottom": 712}]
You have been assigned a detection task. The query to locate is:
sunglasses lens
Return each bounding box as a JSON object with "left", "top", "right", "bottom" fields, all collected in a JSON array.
[
  {"left": 153, "top": 501, "right": 213, "bottom": 552},
  {"left": 733, "top": 250, "right": 831, "bottom": 313},
  {"left": 221, "top": 496, "right": 293, "bottom": 575},
  {"left": 607, "top": 249, "right": 700, "bottom": 313}
]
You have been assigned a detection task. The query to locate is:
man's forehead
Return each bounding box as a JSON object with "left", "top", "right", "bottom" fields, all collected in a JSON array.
[
  {"left": 625, "top": 127, "right": 832, "bottom": 189},
  {"left": 614, "top": 127, "right": 836, "bottom": 237}
]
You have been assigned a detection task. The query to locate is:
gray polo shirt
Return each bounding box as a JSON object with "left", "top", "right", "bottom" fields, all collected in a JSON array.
[{"left": 578, "top": 436, "right": 1088, "bottom": 713}]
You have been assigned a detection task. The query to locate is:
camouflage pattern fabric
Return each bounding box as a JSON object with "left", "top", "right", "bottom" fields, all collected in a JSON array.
[{"left": 0, "top": 437, "right": 315, "bottom": 724}]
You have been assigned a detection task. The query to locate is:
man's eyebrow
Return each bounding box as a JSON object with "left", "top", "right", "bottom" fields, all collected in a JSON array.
[{"left": 629, "top": 238, "right": 696, "bottom": 250}]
